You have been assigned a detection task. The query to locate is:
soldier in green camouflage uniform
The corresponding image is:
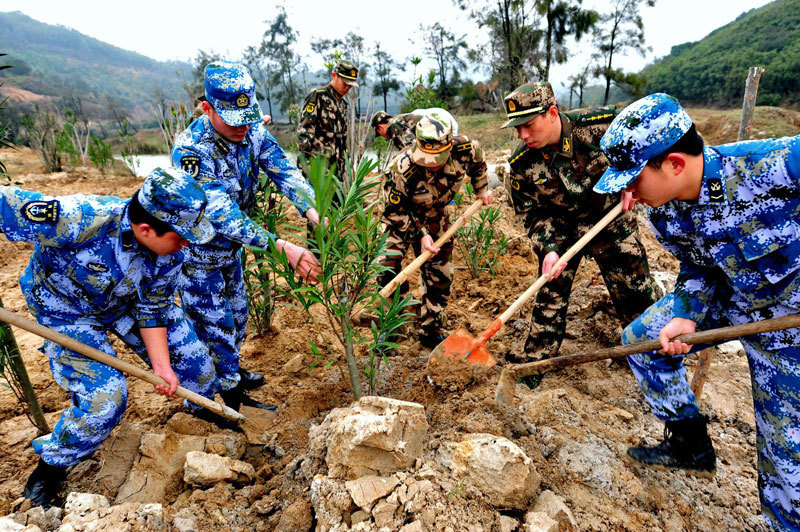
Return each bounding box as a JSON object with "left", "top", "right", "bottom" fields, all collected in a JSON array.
[
  {"left": 371, "top": 108, "right": 460, "bottom": 151},
  {"left": 381, "top": 114, "right": 492, "bottom": 348},
  {"left": 297, "top": 60, "right": 358, "bottom": 180},
  {"left": 502, "top": 82, "right": 656, "bottom": 363}
]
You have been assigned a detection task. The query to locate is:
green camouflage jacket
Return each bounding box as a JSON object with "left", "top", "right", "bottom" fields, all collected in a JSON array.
[
  {"left": 296, "top": 83, "right": 348, "bottom": 175},
  {"left": 382, "top": 136, "right": 488, "bottom": 234},
  {"left": 508, "top": 107, "right": 636, "bottom": 253},
  {"left": 386, "top": 113, "right": 420, "bottom": 150}
]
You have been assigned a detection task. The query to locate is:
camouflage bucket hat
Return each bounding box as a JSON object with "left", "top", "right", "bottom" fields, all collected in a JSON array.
[
  {"left": 370, "top": 110, "right": 391, "bottom": 129},
  {"left": 204, "top": 61, "right": 263, "bottom": 127},
  {"left": 335, "top": 60, "right": 359, "bottom": 87},
  {"left": 594, "top": 93, "right": 693, "bottom": 194},
  {"left": 501, "top": 82, "right": 557, "bottom": 129},
  {"left": 410, "top": 115, "right": 453, "bottom": 168},
  {"left": 138, "top": 167, "right": 214, "bottom": 244}
]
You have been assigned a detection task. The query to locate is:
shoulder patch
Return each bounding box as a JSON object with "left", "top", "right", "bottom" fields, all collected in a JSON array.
[
  {"left": 388, "top": 188, "right": 403, "bottom": 205},
  {"left": 180, "top": 155, "right": 201, "bottom": 178},
  {"left": 305, "top": 102, "right": 316, "bottom": 114},
  {"left": 508, "top": 143, "right": 532, "bottom": 172},
  {"left": 21, "top": 200, "right": 60, "bottom": 225},
  {"left": 568, "top": 106, "right": 617, "bottom": 126},
  {"left": 454, "top": 135, "right": 472, "bottom": 153}
]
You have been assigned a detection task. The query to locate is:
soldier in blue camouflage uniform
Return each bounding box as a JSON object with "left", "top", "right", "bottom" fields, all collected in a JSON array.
[
  {"left": 297, "top": 60, "right": 359, "bottom": 181},
  {"left": 0, "top": 168, "right": 218, "bottom": 507},
  {"left": 172, "top": 61, "right": 321, "bottom": 411},
  {"left": 371, "top": 108, "right": 460, "bottom": 151},
  {"left": 501, "top": 82, "right": 656, "bottom": 365},
  {"left": 595, "top": 93, "right": 800, "bottom": 531},
  {"left": 380, "top": 114, "right": 492, "bottom": 348}
]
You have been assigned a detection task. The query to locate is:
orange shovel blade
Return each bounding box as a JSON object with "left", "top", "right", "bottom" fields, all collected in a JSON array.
[{"left": 431, "top": 327, "right": 498, "bottom": 367}]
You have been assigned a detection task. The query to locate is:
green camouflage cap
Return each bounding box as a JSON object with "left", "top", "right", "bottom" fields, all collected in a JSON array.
[
  {"left": 410, "top": 115, "right": 453, "bottom": 168},
  {"left": 370, "top": 110, "right": 391, "bottom": 129},
  {"left": 335, "top": 60, "right": 359, "bottom": 87},
  {"left": 501, "top": 82, "right": 557, "bottom": 128},
  {"left": 137, "top": 167, "right": 214, "bottom": 244}
]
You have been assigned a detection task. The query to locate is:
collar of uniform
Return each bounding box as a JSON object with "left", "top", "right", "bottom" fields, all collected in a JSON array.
[
  {"left": 555, "top": 113, "right": 574, "bottom": 159},
  {"left": 120, "top": 204, "right": 138, "bottom": 252},
  {"left": 697, "top": 145, "right": 727, "bottom": 205},
  {"left": 211, "top": 127, "right": 248, "bottom": 153},
  {"left": 326, "top": 82, "right": 343, "bottom": 101}
]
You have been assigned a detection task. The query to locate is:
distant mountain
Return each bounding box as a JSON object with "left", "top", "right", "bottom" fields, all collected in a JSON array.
[
  {"left": 0, "top": 10, "right": 191, "bottom": 119},
  {"left": 641, "top": 0, "right": 800, "bottom": 106}
]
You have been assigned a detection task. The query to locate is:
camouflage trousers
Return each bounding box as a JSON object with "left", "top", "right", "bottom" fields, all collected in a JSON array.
[
  {"left": 624, "top": 292, "right": 800, "bottom": 531},
  {"left": 522, "top": 229, "right": 655, "bottom": 362},
  {"left": 32, "top": 305, "right": 216, "bottom": 467},
  {"left": 380, "top": 219, "right": 453, "bottom": 335},
  {"left": 179, "top": 254, "right": 248, "bottom": 391}
]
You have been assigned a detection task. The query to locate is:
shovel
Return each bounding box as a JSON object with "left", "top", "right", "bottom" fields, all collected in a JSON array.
[
  {"left": 352, "top": 198, "right": 485, "bottom": 325},
  {"left": 0, "top": 307, "right": 244, "bottom": 423},
  {"left": 495, "top": 313, "right": 800, "bottom": 406},
  {"left": 431, "top": 202, "right": 624, "bottom": 367}
]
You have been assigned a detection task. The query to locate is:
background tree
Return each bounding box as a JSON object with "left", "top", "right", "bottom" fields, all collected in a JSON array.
[
  {"left": 420, "top": 22, "right": 468, "bottom": 102},
  {"left": 0, "top": 55, "right": 14, "bottom": 180},
  {"left": 310, "top": 37, "right": 344, "bottom": 73},
  {"left": 242, "top": 44, "right": 274, "bottom": 120},
  {"left": 568, "top": 61, "right": 593, "bottom": 108},
  {"left": 20, "top": 104, "right": 62, "bottom": 173},
  {"left": 262, "top": 7, "right": 304, "bottom": 122},
  {"left": 536, "top": 0, "right": 598, "bottom": 80},
  {"left": 190, "top": 49, "right": 224, "bottom": 98},
  {"left": 454, "top": 0, "right": 543, "bottom": 92},
  {"left": 372, "top": 43, "right": 400, "bottom": 111},
  {"left": 592, "top": 0, "right": 655, "bottom": 105}
]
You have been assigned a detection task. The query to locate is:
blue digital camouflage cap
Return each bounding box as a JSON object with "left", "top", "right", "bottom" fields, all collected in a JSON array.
[
  {"left": 204, "top": 61, "right": 263, "bottom": 127},
  {"left": 137, "top": 167, "right": 214, "bottom": 244},
  {"left": 594, "top": 93, "right": 693, "bottom": 194}
]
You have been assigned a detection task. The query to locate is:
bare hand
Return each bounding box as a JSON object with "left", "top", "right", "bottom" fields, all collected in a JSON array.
[
  {"left": 305, "top": 208, "right": 329, "bottom": 228},
  {"left": 421, "top": 234, "right": 439, "bottom": 255},
  {"left": 621, "top": 190, "right": 639, "bottom": 212},
  {"left": 658, "top": 317, "right": 697, "bottom": 355},
  {"left": 262, "top": 114, "right": 272, "bottom": 126},
  {"left": 477, "top": 189, "right": 493, "bottom": 206},
  {"left": 152, "top": 365, "right": 179, "bottom": 398},
  {"left": 542, "top": 251, "right": 566, "bottom": 280},
  {"left": 282, "top": 240, "right": 321, "bottom": 282}
]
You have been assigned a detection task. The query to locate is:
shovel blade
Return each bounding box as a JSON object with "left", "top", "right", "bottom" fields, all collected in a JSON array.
[{"left": 429, "top": 327, "right": 498, "bottom": 367}]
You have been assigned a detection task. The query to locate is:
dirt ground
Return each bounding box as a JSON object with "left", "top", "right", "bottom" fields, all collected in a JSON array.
[{"left": 0, "top": 107, "right": 797, "bottom": 531}]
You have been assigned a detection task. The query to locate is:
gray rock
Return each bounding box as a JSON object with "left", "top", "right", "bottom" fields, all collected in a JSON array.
[{"left": 183, "top": 451, "right": 255, "bottom": 487}]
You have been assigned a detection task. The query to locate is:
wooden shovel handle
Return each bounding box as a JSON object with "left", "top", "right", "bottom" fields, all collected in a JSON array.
[
  {"left": 509, "top": 313, "right": 800, "bottom": 379},
  {"left": 352, "top": 199, "right": 484, "bottom": 323},
  {"left": 0, "top": 307, "right": 244, "bottom": 422},
  {"left": 495, "top": 202, "right": 624, "bottom": 329}
]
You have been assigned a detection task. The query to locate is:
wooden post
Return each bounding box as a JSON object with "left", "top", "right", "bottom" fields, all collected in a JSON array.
[
  {"left": 737, "top": 66, "right": 765, "bottom": 142},
  {"left": 0, "top": 297, "right": 49, "bottom": 433},
  {"left": 691, "top": 66, "right": 765, "bottom": 399}
]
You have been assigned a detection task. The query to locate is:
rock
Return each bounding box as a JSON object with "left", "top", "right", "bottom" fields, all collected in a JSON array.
[
  {"left": 351, "top": 509, "right": 370, "bottom": 525},
  {"left": 316, "top": 396, "right": 429, "bottom": 479},
  {"left": 310, "top": 475, "right": 351, "bottom": 530},
  {"left": 95, "top": 421, "right": 145, "bottom": 495},
  {"left": 11, "top": 506, "right": 61, "bottom": 531},
  {"left": 172, "top": 507, "right": 199, "bottom": 532},
  {"left": 60, "top": 493, "right": 111, "bottom": 530},
  {"left": 523, "top": 511, "right": 559, "bottom": 532},
  {"left": 399, "top": 521, "right": 424, "bottom": 532},
  {"left": 557, "top": 436, "right": 615, "bottom": 490},
  {"left": 0, "top": 516, "right": 41, "bottom": 531},
  {"left": 183, "top": 451, "right": 255, "bottom": 487},
  {"left": 372, "top": 496, "right": 399, "bottom": 529},
  {"left": 282, "top": 353, "right": 305, "bottom": 374},
  {"left": 400, "top": 480, "right": 434, "bottom": 513},
  {"left": 435, "top": 433, "right": 539, "bottom": 509},
  {"left": 274, "top": 499, "right": 313, "bottom": 532},
  {"left": 532, "top": 490, "right": 576, "bottom": 530},
  {"left": 498, "top": 514, "right": 520, "bottom": 532},
  {"left": 345, "top": 475, "right": 400, "bottom": 510}
]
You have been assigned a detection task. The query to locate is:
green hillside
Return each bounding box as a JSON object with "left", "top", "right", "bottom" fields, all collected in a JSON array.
[
  {"left": 0, "top": 11, "right": 191, "bottom": 111},
  {"left": 641, "top": 0, "right": 800, "bottom": 107}
]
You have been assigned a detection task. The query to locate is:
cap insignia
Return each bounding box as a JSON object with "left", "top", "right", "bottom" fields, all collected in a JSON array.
[
  {"left": 236, "top": 94, "right": 250, "bottom": 108},
  {"left": 508, "top": 101, "right": 516, "bottom": 112}
]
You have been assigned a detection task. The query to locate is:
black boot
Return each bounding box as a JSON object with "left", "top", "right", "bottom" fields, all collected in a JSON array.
[
  {"left": 23, "top": 458, "right": 67, "bottom": 508},
  {"left": 627, "top": 415, "right": 717, "bottom": 475},
  {"left": 418, "top": 331, "right": 446, "bottom": 350},
  {"left": 220, "top": 382, "right": 277, "bottom": 412},
  {"left": 238, "top": 368, "right": 266, "bottom": 390}
]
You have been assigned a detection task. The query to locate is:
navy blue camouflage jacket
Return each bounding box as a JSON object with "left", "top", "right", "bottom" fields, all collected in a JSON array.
[
  {"left": 649, "top": 136, "right": 800, "bottom": 322},
  {"left": 0, "top": 187, "right": 180, "bottom": 332}
]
